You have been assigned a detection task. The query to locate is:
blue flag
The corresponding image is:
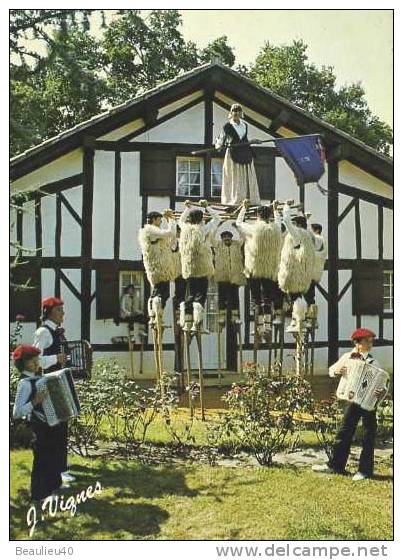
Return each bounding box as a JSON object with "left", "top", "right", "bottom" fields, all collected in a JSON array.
[{"left": 274, "top": 135, "right": 326, "bottom": 186}]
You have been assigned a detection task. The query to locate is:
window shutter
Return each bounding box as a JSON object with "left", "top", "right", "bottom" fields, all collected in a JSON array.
[
  {"left": 10, "top": 263, "right": 41, "bottom": 322},
  {"left": 96, "top": 267, "right": 119, "bottom": 319},
  {"left": 140, "top": 150, "right": 176, "bottom": 195},
  {"left": 252, "top": 147, "right": 275, "bottom": 200},
  {"left": 352, "top": 261, "right": 383, "bottom": 315}
]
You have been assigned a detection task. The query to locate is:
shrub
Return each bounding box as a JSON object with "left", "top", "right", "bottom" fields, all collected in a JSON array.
[{"left": 214, "top": 363, "right": 315, "bottom": 466}]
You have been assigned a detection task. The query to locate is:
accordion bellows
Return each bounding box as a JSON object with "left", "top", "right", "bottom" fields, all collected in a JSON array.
[
  {"left": 336, "top": 359, "right": 389, "bottom": 411},
  {"left": 36, "top": 368, "right": 80, "bottom": 426}
]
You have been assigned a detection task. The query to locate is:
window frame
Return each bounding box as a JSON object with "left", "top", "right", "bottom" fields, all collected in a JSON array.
[
  {"left": 176, "top": 156, "right": 204, "bottom": 199},
  {"left": 383, "top": 269, "right": 393, "bottom": 312},
  {"left": 119, "top": 271, "right": 145, "bottom": 310},
  {"left": 211, "top": 157, "right": 224, "bottom": 198}
]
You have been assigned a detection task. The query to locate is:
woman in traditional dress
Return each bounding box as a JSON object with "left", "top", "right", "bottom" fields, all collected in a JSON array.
[{"left": 215, "top": 103, "right": 261, "bottom": 206}]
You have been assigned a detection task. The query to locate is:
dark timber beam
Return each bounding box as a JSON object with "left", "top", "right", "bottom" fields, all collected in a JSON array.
[
  {"left": 268, "top": 109, "right": 290, "bottom": 134},
  {"left": 326, "top": 143, "right": 351, "bottom": 163},
  {"left": 81, "top": 146, "right": 94, "bottom": 341},
  {"left": 327, "top": 161, "right": 339, "bottom": 366}
]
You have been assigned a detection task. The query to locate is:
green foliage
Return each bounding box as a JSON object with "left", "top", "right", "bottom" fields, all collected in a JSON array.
[
  {"left": 10, "top": 11, "right": 390, "bottom": 157},
  {"left": 212, "top": 364, "right": 315, "bottom": 466},
  {"left": 249, "top": 39, "right": 392, "bottom": 155},
  {"left": 200, "top": 35, "right": 235, "bottom": 67},
  {"left": 311, "top": 396, "right": 344, "bottom": 459},
  {"left": 376, "top": 397, "right": 393, "bottom": 443},
  {"left": 70, "top": 359, "right": 162, "bottom": 457}
]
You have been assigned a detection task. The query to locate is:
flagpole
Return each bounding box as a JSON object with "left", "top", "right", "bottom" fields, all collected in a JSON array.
[{"left": 190, "top": 134, "right": 323, "bottom": 156}]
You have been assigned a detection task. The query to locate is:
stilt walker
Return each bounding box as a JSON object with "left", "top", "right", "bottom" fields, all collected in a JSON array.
[
  {"left": 172, "top": 226, "right": 187, "bottom": 390},
  {"left": 235, "top": 200, "right": 284, "bottom": 371},
  {"left": 178, "top": 199, "right": 220, "bottom": 419},
  {"left": 138, "top": 209, "right": 176, "bottom": 392},
  {"left": 278, "top": 202, "right": 316, "bottom": 375},
  {"left": 304, "top": 222, "right": 327, "bottom": 376},
  {"left": 212, "top": 230, "right": 246, "bottom": 376}
]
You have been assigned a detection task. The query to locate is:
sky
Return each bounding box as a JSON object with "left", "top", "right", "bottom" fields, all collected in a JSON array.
[{"left": 177, "top": 9, "right": 393, "bottom": 126}]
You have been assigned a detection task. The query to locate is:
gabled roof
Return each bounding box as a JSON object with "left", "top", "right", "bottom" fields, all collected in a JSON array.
[{"left": 10, "top": 62, "right": 393, "bottom": 184}]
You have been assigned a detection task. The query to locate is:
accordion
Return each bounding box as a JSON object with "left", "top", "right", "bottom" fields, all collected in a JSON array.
[
  {"left": 336, "top": 358, "right": 389, "bottom": 411},
  {"left": 36, "top": 368, "right": 80, "bottom": 426},
  {"left": 61, "top": 340, "right": 92, "bottom": 380}
]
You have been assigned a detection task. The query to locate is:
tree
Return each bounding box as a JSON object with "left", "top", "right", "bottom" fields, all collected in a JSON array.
[
  {"left": 101, "top": 10, "right": 200, "bottom": 104},
  {"left": 200, "top": 36, "right": 235, "bottom": 67},
  {"left": 11, "top": 28, "right": 107, "bottom": 156},
  {"left": 248, "top": 40, "right": 392, "bottom": 155}
]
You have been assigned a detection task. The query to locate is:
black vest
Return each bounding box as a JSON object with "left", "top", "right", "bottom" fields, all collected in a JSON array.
[
  {"left": 42, "top": 324, "right": 66, "bottom": 373},
  {"left": 223, "top": 122, "right": 253, "bottom": 165}
]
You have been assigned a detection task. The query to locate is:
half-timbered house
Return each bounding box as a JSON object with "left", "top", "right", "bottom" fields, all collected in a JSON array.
[{"left": 10, "top": 62, "right": 393, "bottom": 377}]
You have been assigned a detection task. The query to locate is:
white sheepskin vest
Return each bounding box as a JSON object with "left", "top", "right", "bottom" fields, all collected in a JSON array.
[
  {"left": 312, "top": 239, "right": 328, "bottom": 283},
  {"left": 278, "top": 229, "right": 316, "bottom": 293},
  {"left": 213, "top": 240, "right": 246, "bottom": 286},
  {"left": 179, "top": 224, "right": 215, "bottom": 279},
  {"left": 244, "top": 221, "right": 283, "bottom": 280},
  {"left": 171, "top": 248, "right": 182, "bottom": 280},
  {"left": 138, "top": 225, "right": 175, "bottom": 287}
]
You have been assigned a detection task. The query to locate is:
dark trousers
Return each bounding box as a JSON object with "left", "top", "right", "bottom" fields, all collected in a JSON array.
[
  {"left": 173, "top": 276, "right": 187, "bottom": 310},
  {"left": 31, "top": 419, "right": 66, "bottom": 501},
  {"left": 218, "top": 282, "right": 240, "bottom": 311},
  {"left": 329, "top": 403, "right": 377, "bottom": 476},
  {"left": 185, "top": 277, "right": 209, "bottom": 313},
  {"left": 249, "top": 277, "right": 284, "bottom": 314},
  {"left": 151, "top": 281, "right": 170, "bottom": 308},
  {"left": 303, "top": 281, "right": 316, "bottom": 305}
]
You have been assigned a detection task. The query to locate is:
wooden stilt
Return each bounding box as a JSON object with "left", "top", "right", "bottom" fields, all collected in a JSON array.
[
  {"left": 217, "top": 321, "right": 223, "bottom": 386},
  {"left": 253, "top": 307, "right": 259, "bottom": 365},
  {"left": 184, "top": 330, "right": 194, "bottom": 418},
  {"left": 196, "top": 329, "right": 205, "bottom": 422},
  {"left": 139, "top": 331, "right": 144, "bottom": 375},
  {"left": 127, "top": 323, "right": 135, "bottom": 378},
  {"left": 237, "top": 320, "right": 243, "bottom": 375}
]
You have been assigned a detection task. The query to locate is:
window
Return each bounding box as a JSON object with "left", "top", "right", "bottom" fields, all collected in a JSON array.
[
  {"left": 10, "top": 264, "right": 41, "bottom": 322},
  {"left": 176, "top": 157, "right": 203, "bottom": 197},
  {"left": 352, "top": 261, "right": 383, "bottom": 316},
  {"left": 119, "top": 271, "right": 144, "bottom": 308},
  {"left": 383, "top": 270, "right": 393, "bottom": 311},
  {"left": 205, "top": 281, "right": 219, "bottom": 333},
  {"left": 211, "top": 158, "right": 223, "bottom": 197}
]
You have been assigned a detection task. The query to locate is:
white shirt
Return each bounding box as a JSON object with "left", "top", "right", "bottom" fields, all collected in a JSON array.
[
  {"left": 13, "top": 371, "right": 46, "bottom": 422},
  {"left": 329, "top": 351, "right": 381, "bottom": 378},
  {"left": 33, "top": 319, "right": 60, "bottom": 370},
  {"left": 179, "top": 206, "right": 221, "bottom": 238}
]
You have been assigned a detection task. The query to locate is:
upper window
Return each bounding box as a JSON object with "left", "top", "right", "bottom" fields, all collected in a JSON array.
[
  {"left": 211, "top": 158, "right": 223, "bottom": 197},
  {"left": 176, "top": 157, "right": 203, "bottom": 198},
  {"left": 383, "top": 270, "right": 393, "bottom": 312}
]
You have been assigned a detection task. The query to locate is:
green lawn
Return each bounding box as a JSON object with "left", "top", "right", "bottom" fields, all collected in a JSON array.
[{"left": 10, "top": 449, "right": 392, "bottom": 541}]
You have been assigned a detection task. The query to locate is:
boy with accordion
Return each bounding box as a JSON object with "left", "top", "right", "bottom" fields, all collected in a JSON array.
[
  {"left": 12, "top": 345, "right": 63, "bottom": 502},
  {"left": 313, "top": 328, "right": 389, "bottom": 480}
]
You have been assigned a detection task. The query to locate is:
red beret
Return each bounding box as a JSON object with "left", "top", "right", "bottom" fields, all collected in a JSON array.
[
  {"left": 42, "top": 297, "right": 64, "bottom": 308},
  {"left": 12, "top": 344, "right": 41, "bottom": 362},
  {"left": 351, "top": 328, "right": 376, "bottom": 341}
]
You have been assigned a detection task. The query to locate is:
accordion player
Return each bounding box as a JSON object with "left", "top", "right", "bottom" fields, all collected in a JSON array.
[
  {"left": 35, "top": 368, "right": 80, "bottom": 426},
  {"left": 336, "top": 358, "right": 390, "bottom": 411},
  {"left": 60, "top": 339, "right": 93, "bottom": 380}
]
